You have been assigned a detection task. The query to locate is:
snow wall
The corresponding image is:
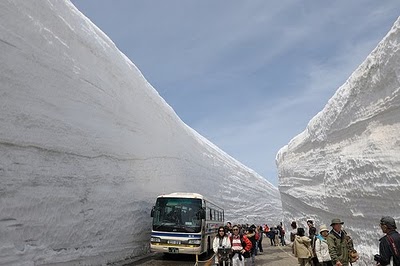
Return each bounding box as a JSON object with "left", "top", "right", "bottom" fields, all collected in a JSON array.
[
  {"left": 276, "top": 16, "right": 400, "bottom": 266},
  {"left": 0, "top": 1, "right": 281, "bottom": 265}
]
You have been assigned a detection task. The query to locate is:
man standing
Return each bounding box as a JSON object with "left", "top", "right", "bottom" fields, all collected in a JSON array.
[
  {"left": 374, "top": 216, "right": 400, "bottom": 266},
  {"left": 307, "top": 220, "right": 317, "bottom": 238},
  {"left": 327, "top": 218, "right": 355, "bottom": 266}
]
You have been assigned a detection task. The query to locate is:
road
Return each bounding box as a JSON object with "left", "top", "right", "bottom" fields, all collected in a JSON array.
[{"left": 124, "top": 244, "right": 298, "bottom": 266}]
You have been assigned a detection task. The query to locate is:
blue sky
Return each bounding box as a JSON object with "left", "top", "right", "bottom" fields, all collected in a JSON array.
[{"left": 71, "top": 1, "right": 400, "bottom": 186}]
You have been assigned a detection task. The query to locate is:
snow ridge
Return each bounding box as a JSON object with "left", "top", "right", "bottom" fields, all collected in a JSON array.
[{"left": 277, "top": 16, "right": 400, "bottom": 266}]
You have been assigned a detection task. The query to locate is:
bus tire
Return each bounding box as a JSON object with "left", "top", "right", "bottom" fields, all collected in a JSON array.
[{"left": 206, "top": 236, "right": 211, "bottom": 256}]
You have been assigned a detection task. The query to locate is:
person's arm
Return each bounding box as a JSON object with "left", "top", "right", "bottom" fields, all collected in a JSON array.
[
  {"left": 242, "top": 235, "right": 252, "bottom": 252},
  {"left": 213, "top": 237, "right": 219, "bottom": 253},
  {"left": 327, "top": 235, "right": 339, "bottom": 264}
]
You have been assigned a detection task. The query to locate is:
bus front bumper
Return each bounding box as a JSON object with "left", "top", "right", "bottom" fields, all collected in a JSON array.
[{"left": 150, "top": 243, "right": 202, "bottom": 255}]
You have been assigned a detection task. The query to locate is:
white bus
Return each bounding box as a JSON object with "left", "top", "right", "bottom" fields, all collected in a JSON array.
[{"left": 150, "top": 192, "right": 224, "bottom": 255}]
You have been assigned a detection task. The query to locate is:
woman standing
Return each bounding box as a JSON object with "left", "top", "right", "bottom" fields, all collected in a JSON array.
[
  {"left": 213, "top": 226, "right": 232, "bottom": 266},
  {"left": 293, "top": 227, "right": 312, "bottom": 266},
  {"left": 315, "top": 225, "right": 333, "bottom": 266}
]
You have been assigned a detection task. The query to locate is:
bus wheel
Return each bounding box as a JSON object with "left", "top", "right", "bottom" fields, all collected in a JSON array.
[{"left": 206, "top": 236, "right": 211, "bottom": 256}]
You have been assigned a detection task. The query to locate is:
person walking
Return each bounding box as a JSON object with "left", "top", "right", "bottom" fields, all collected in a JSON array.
[
  {"left": 315, "top": 225, "right": 333, "bottom": 266},
  {"left": 256, "top": 225, "right": 264, "bottom": 253},
  {"left": 293, "top": 227, "right": 312, "bottom": 266},
  {"left": 230, "top": 225, "right": 252, "bottom": 266},
  {"left": 278, "top": 222, "right": 286, "bottom": 246},
  {"left": 374, "top": 216, "right": 400, "bottom": 266},
  {"left": 327, "top": 218, "right": 357, "bottom": 266},
  {"left": 213, "top": 226, "right": 232, "bottom": 266}
]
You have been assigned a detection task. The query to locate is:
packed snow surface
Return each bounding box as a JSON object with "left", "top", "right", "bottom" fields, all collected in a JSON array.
[
  {"left": 0, "top": 1, "right": 281, "bottom": 265},
  {"left": 276, "top": 17, "right": 400, "bottom": 266}
]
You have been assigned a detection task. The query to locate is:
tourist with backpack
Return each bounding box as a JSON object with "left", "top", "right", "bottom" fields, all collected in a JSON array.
[
  {"left": 327, "top": 218, "right": 358, "bottom": 266},
  {"left": 293, "top": 227, "right": 312, "bottom": 266},
  {"left": 315, "top": 225, "right": 333, "bottom": 266},
  {"left": 230, "top": 225, "right": 252, "bottom": 266},
  {"left": 374, "top": 216, "right": 400, "bottom": 266}
]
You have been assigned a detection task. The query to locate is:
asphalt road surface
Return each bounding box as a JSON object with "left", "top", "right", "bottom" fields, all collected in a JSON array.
[{"left": 124, "top": 244, "right": 298, "bottom": 266}]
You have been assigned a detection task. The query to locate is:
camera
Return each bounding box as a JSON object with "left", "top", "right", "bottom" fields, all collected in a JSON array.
[{"left": 374, "top": 254, "right": 383, "bottom": 263}]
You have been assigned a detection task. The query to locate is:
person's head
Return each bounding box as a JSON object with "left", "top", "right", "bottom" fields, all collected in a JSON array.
[
  {"left": 330, "top": 218, "right": 344, "bottom": 232},
  {"left": 226, "top": 221, "right": 232, "bottom": 229},
  {"left": 291, "top": 221, "right": 297, "bottom": 229},
  {"left": 217, "top": 226, "right": 226, "bottom": 238},
  {"left": 297, "top": 227, "right": 305, "bottom": 237},
  {"left": 307, "top": 220, "right": 314, "bottom": 228},
  {"left": 247, "top": 227, "right": 254, "bottom": 234},
  {"left": 380, "top": 216, "right": 397, "bottom": 233},
  {"left": 232, "top": 225, "right": 240, "bottom": 236},
  {"left": 319, "top": 224, "right": 329, "bottom": 238}
]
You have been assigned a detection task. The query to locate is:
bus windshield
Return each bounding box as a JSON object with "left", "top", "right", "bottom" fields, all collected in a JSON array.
[{"left": 152, "top": 197, "right": 202, "bottom": 233}]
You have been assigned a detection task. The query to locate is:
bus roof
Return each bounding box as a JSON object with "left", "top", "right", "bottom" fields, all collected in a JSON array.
[
  {"left": 156, "top": 193, "right": 223, "bottom": 211},
  {"left": 157, "top": 192, "right": 204, "bottom": 199}
]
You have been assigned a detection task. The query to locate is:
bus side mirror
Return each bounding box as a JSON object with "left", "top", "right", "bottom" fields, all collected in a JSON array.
[
  {"left": 150, "top": 206, "right": 155, "bottom": 217},
  {"left": 198, "top": 208, "right": 206, "bottom": 219}
]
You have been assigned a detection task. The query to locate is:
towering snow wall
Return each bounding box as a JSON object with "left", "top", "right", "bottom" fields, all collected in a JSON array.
[
  {"left": 0, "top": 1, "right": 281, "bottom": 265},
  {"left": 276, "top": 17, "right": 400, "bottom": 265}
]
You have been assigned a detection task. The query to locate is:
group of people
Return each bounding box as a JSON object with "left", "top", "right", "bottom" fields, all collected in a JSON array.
[
  {"left": 289, "top": 218, "right": 355, "bottom": 266},
  {"left": 212, "top": 222, "right": 271, "bottom": 266},
  {"left": 211, "top": 216, "right": 400, "bottom": 266},
  {"left": 289, "top": 216, "right": 400, "bottom": 266}
]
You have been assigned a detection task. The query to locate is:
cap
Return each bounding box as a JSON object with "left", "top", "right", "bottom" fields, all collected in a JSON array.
[
  {"left": 380, "top": 216, "right": 397, "bottom": 229},
  {"left": 330, "top": 218, "right": 344, "bottom": 226},
  {"left": 319, "top": 224, "right": 329, "bottom": 233}
]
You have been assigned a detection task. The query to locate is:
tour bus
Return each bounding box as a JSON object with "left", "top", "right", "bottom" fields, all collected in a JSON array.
[{"left": 150, "top": 192, "right": 224, "bottom": 255}]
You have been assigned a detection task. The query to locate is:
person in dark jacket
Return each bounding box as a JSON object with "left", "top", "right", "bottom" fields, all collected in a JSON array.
[{"left": 374, "top": 216, "right": 400, "bottom": 266}]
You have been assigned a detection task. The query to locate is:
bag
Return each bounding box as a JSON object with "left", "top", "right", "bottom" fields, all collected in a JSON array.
[
  {"left": 344, "top": 232, "right": 359, "bottom": 263},
  {"left": 349, "top": 249, "right": 359, "bottom": 263}
]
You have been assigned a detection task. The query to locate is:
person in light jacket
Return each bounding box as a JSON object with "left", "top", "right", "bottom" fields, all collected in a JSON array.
[
  {"left": 294, "top": 227, "right": 312, "bottom": 266},
  {"left": 213, "top": 226, "right": 232, "bottom": 265},
  {"left": 315, "top": 225, "right": 333, "bottom": 266}
]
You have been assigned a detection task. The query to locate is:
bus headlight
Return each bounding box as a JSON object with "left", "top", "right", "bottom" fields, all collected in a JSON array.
[
  {"left": 151, "top": 237, "right": 161, "bottom": 243},
  {"left": 188, "top": 239, "right": 201, "bottom": 245}
]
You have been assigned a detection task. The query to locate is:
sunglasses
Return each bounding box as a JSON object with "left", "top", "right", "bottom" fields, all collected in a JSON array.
[
  {"left": 233, "top": 228, "right": 239, "bottom": 231},
  {"left": 219, "top": 230, "right": 225, "bottom": 232}
]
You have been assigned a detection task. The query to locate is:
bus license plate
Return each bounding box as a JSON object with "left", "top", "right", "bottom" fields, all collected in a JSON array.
[
  {"left": 168, "top": 240, "right": 181, "bottom": 245},
  {"left": 168, "top": 248, "right": 179, "bottom": 253}
]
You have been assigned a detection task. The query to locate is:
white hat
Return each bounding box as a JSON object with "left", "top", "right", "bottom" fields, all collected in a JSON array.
[{"left": 319, "top": 224, "right": 329, "bottom": 233}]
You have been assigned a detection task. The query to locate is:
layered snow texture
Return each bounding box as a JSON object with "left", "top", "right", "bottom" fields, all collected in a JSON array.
[
  {"left": 276, "top": 17, "right": 400, "bottom": 266},
  {"left": 0, "top": 1, "right": 281, "bottom": 265}
]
